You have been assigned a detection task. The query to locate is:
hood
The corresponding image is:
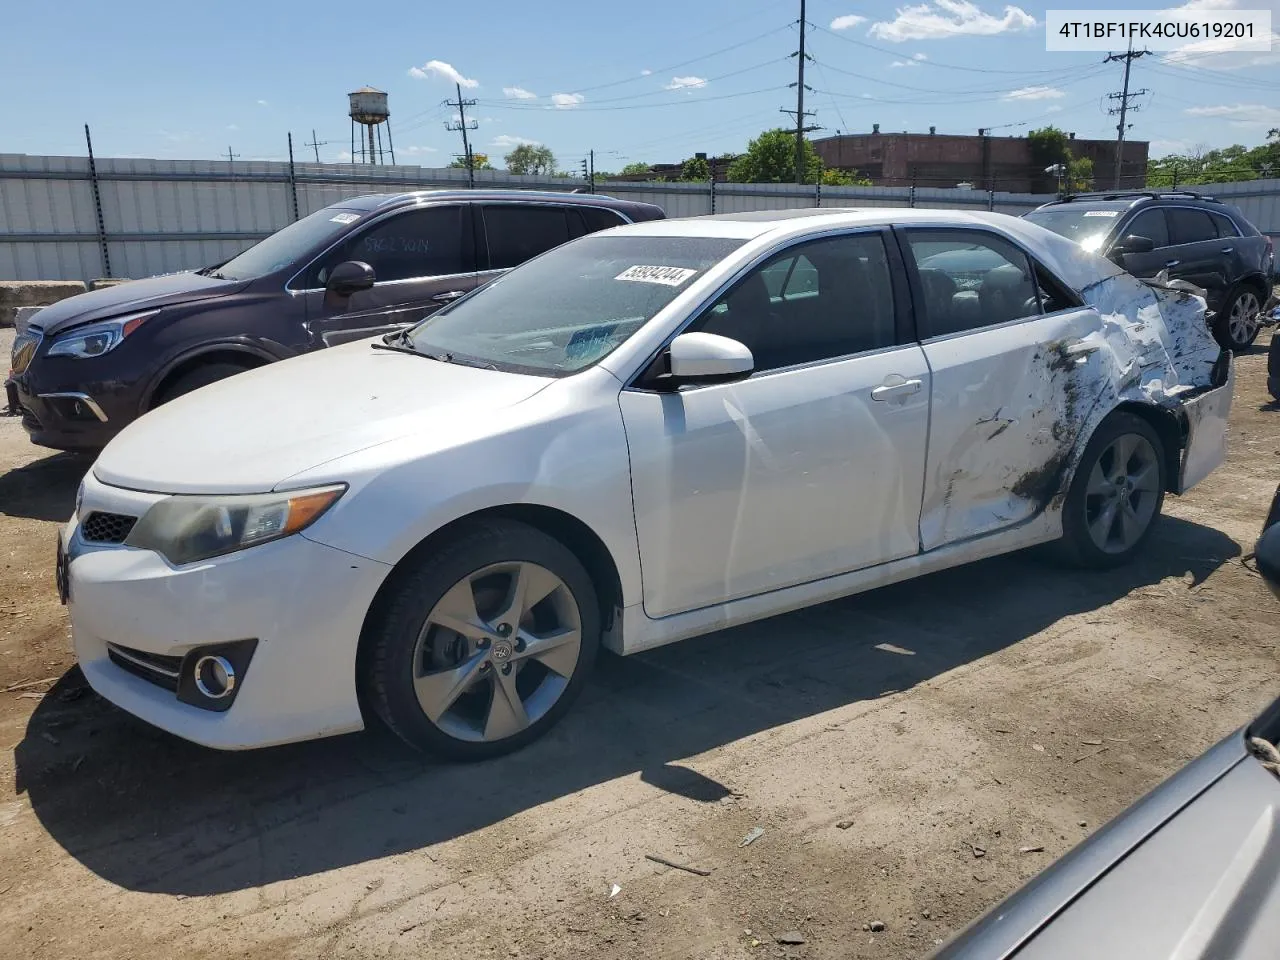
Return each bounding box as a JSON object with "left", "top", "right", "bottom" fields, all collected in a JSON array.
[
  {"left": 92, "top": 341, "right": 553, "bottom": 494},
  {"left": 31, "top": 272, "right": 244, "bottom": 335}
]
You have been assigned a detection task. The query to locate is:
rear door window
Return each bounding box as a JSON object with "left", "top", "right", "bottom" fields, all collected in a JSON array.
[
  {"left": 1122, "top": 209, "right": 1169, "bottom": 249},
  {"left": 1210, "top": 211, "right": 1239, "bottom": 238},
  {"left": 481, "top": 205, "right": 572, "bottom": 270},
  {"left": 579, "top": 206, "right": 628, "bottom": 233},
  {"left": 1168, "top": 208, "right": 1218, "bottom": 245},
  {"left": 306, "top": 205, "right": 467, "bottom": 286}
]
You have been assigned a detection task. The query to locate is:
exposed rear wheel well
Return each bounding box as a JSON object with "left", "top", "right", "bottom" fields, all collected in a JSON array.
[
  {"left": 1109, "top": 401, "right": 1184, "bottom": 493},
  {"left": 148, "top": 350, "right": 270, "bottom": 409}
]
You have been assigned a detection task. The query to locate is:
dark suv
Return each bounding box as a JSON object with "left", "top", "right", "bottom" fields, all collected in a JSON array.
[
  {"left": 1024, "top": 190, "right": 1274, "bottom": 351},
  {"left": 6, "top": 189, "right": 664, "bottom": 451}
]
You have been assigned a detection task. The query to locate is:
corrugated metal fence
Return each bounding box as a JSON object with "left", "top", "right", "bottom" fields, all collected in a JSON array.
[{"left": 2, "top": 152, "right": 1278, "bottom": 282}]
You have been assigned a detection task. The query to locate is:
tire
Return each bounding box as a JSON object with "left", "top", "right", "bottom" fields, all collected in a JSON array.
[
  {"left": 153, "top": 362, "right": 252, "bottom": 407},
  {"left": 361, "top": 519, "right": 600, "bottom": 760},
  {"left": 1212, "top": 285, "right": 1263, "bottom": 351},
  {"left": 1058, "top": 413, "right": 1167, "bottom": 569}
]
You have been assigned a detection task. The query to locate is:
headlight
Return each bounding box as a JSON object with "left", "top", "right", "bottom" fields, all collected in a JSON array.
[
  {"left": 46, "top": 310, "right": 156, "bottom": 359},
  {"left": 124, "top": 485, "right": 345, "bottom": 565}
]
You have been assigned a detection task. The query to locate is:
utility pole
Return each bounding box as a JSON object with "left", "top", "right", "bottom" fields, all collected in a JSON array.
[
  {"left": 781, "top": 0, "right": 820, "bottom": 184},
  {"left": 305, "top": 129, "right": 332, "bottom": 163},
  {"left": 225, "top": 146, "right": 240, "bottom": 163},
  {"left": 1105, "top": 40, "right": 1149, "bottom": 189},
  {"left": 444, "top": 82, "right": 479, "bottom": 188}
]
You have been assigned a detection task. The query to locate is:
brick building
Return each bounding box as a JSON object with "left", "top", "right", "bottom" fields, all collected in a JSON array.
[{"left": 811, "top": 127, "right": 1149, "bottom": 192}]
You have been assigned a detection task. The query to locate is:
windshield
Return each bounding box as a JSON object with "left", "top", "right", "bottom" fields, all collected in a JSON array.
[
  {"left": 405, "top": 235, "right": 746, "bottom": 376},
  {"left": 209, "top": 206, "right": 364, "bottom": 281},
  {"left": 1024, "top": 205, "right": 1129, "bottom": 253}
]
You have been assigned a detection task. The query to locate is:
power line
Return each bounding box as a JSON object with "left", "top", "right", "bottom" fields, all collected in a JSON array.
[
  {"left": 444, "top": 82, "right": 479, "bottom": 188},
  {"left": 304, "top": 129, "right": 333, "bottom": 163},
  {"left": 1105, "top": 42, "right": 1150, "bottom": 188},
  {"left": 780, "top": 0, "right": 819, "bottom": 183},
  {"left": 479, "top": 57, "right": 788, "bottom": 110},
  {"left": 809, "top": 22, "right": 1099, "bottom": 75}
]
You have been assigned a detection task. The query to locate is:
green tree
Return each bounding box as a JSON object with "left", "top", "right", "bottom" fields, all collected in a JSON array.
[
  {"left": 726, "top": 129, "right": 823, "bottom": 184},
  {"left": 1027, "top": 126, "right": 1070, "bottom": 170},
  {"left": 447, "top": 152, "right": 493, "bottom": 170},
  {"left": 619, "top": 161, "right": 652, "bottom": 176},
  {"left": 1067, "top": 155, "right": 1093, "bottom": 192},
  {"left": 680, "top": 155, "right": 711, "bottom": 181},
  {"left": 505, "top": 143, "right": 557, "bottom": 175},
  {"left": 820, "top": 167, "right": 872, "bottom": 186}
]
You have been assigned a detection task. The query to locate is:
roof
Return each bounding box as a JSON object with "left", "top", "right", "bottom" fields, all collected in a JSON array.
[
  {"left": 613, "top": 206, "right": 1127, "bottom": 292},
  {"left": 328, "top": 189, "right": 661, "bottom": 214}
]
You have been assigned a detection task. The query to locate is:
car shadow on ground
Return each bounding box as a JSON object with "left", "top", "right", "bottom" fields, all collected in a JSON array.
[
  {"left": 13, "top": 515, "right": 1238, "bottom": 897},
  {"left": 0, "top": 452, "right": 90, "bottom": 522}
]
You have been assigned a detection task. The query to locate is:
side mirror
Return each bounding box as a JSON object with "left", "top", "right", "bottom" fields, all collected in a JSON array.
[
  {"left": 1258, "top": 485, "right": 1280, "bottom": 600},
  {"left": 326, "top": 260, "right": 376, "bottom": 296},
  {"left": 1115, "top": 234, "right": 1156, "bottom": 256},
  {"left": 651, "top": 332, "right": 754, "bottom": 389}
]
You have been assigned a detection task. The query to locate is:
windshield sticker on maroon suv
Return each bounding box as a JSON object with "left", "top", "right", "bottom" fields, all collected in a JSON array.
[
  {"left": 1082, "top": 210, "right": 1119, "bottom": 217},
  {"left": 329, "top": 213, "right": 361, "bottom": 224},
  {"left": 615, "top": 265, "right": 699, "bottom": 286}
]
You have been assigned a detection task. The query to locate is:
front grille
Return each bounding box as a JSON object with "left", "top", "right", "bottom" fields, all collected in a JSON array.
[
  {"left": 10, "top": 328, "right": 42, "bottom": 375},
  {"left": 81, "top": 511, "right": 138, "bottom": 544},
  {"left": 106, "top": 643, "right": 181, "bottom": 691}
]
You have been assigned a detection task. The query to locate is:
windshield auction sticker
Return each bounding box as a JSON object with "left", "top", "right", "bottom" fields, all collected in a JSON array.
[
  {"left": 615, "top": 265, "right": 699, "bottom": 286},
  {"left": 1045, "top": 9, "right": 1271, "bottom": 50}
]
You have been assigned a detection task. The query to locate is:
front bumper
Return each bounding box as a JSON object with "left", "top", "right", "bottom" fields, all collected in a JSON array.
[
  {"left": 7, "top": 369, "right": 124, "bottom": 451},
  {"left": 66, "top": 473, "right": 392, "bottom": 750}
]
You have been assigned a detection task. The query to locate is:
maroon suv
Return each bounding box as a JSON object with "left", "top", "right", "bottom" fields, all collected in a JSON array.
[{"left": 6, "top": 189, "right": 664, "bottom": 451}]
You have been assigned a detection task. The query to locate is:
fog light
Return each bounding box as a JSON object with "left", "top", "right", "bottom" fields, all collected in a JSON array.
[{"left": 193, "top": 655, "right": 236, "bottom": 699}]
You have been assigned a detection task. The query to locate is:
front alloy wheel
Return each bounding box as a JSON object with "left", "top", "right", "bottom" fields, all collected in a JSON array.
[
  {"left": 362, "top": 520, "right": 600, "bottom": 759},
  {"left": 413, "top": 561, "right": 582, "bottom": 743}
]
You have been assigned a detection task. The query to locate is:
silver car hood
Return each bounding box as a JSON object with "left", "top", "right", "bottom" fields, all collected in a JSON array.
[{"left": 935, "top": 700, "right": 1280, "bottom": 960}]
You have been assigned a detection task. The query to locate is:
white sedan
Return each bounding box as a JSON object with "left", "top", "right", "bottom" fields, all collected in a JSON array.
[{"left": 60, "top": 208, "right": 1234, "bottom": 758}]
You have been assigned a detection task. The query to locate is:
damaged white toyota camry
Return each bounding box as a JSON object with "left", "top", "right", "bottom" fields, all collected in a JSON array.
[{"left": 61, "top": 208, "right": 1233, "bottom": 758}]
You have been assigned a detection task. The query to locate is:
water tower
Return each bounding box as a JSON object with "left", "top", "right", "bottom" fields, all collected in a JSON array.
[{"left": 348, "top": 86, "right": 396, "bottom": 164}]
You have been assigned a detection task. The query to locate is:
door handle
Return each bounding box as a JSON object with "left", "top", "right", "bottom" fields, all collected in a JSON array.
[
  {"left": 871, "top": 378, "right": 923, "bottom": 401},
  {"left": 1164, "top": 259, "right": 1180, "bottom": 268},
  {"left": 432, "top": 290, "right": 466, "bottom": 303},
  {"left": 1220, "top": 247, "right": 1234, "bottom": 254}
]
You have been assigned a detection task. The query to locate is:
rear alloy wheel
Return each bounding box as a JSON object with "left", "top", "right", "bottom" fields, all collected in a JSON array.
[
  {"left": 1214, "top": 287, "right": 1262, "bottom": 351},
  {"left": 1059, "top": 413, "right": 1166, "bottom": 568},
  {"left": 363, "top": 520, "right": 599, "bottom": 759}
]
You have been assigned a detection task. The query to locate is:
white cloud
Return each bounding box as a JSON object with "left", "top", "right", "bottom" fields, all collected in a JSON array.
[
  {"left": 408, "top": 60, "right": 479, "bottom": 88},
  {"left": 1184, "top": 103, "right": 1280, "bottom": 126},
  {"left": 492, "top": 134, "right": 540, "bottom": 149},
  {"left": 641, "top": 68, "right": 653, "bottom": 76},
  {"left": 870, "top": 1, "right": 1035, "bottom": 42},
  {"left": 1159, "top": 0, "right": 1280, "bottom": 66},
  {"left": 397, "top": 145, "right": 439, "bottom": 155},
  {"left": 1045, "top": 105, "right": 1063, "bottom": 113},
  {"left": 257, "top": 99, "right": 269, "bottom": 106},
  {"left": 665, "top": 75, "right": 708, "bottom": 90},
  {"left": 913, "top": 52, "right": 928, "bottom": 60},
  {"left": 830, "top": 14, "right": 868, "bottom": 29},
  {"left": 503, "top": 86, "right": 537, "bottom": 99},
  {"left": 890, "top": 57, "right": 922, "bottom": 67},
  {"left": 226, "top": 124, "right": 239, "bottom": 131},
  {"left": 551, "top": 92, "right": 584, "bottom": 109},
  {"left": 1001, "top": 85, "right": 1066, "bottom": 101},
  {"left": 1151, "top": 137, "right": 1193, "bottom": 153}
]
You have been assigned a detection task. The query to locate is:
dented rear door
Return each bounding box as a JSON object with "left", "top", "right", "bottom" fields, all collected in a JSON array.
[{"left": 899, "top": 227, "right": 1107, "bottom": 552}]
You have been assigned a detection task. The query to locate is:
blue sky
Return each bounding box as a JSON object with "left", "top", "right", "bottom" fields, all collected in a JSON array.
[{"left": 2, "top": 0, "right": 1276, "bottom": 169}]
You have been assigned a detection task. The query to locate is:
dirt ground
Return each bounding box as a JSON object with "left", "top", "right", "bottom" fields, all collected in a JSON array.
[{"left": 1, "top": 325, "right": 1277, "bottom": 960}]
